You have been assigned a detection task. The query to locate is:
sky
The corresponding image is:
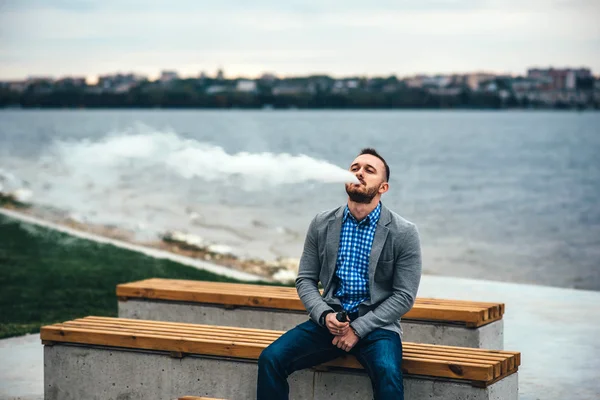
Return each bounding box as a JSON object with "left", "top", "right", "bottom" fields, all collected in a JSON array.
[{"left": 1, "top": 0, "right": 599, "bottom": 80}]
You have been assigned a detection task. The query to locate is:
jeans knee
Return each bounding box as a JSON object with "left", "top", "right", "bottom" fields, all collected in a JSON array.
[
  {"left": 258, "top": 345, "right": 280, "bottom": 371},
  {"left": 373, "top": 361, "right": 402, "bottom": 385}
]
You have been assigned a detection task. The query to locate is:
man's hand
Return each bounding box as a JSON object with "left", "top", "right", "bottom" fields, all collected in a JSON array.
[
  {"left": 332, "top": 329, "right": 359, "bottom": 352},
  {"left": 325, "top": 312, "right": 350, "bottom": 336}
]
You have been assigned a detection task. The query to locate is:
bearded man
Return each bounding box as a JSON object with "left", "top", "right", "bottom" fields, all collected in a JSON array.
[{"left": 257, "top": 148, "right": 422, "bottom": 400}]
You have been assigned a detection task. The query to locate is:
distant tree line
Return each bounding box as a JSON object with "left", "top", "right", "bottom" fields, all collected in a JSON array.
[{"left": 0, "top": 83, "right": 596, "bottom": 110}]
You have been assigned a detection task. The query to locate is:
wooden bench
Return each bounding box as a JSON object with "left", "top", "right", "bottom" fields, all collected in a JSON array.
[
  {"left": 41, "top": 316, "right": 519, "bottom": 400},
  {"left": 117, "top": 278, "right": 505, "bottom": 349}
]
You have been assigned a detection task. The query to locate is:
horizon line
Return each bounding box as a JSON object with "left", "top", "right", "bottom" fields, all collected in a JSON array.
[{"left": 2, "top": 65, "right": 596, "bottom": 82}]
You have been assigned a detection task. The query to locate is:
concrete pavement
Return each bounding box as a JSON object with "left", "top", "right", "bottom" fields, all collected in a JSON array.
[{"left": 2, "top": 274, "right": 599, "bottom": 399}]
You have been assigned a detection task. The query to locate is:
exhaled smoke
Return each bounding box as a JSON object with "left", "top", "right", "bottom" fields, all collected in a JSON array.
[{"left": 52, "top": 125, "right": 359, "bottom": 188}]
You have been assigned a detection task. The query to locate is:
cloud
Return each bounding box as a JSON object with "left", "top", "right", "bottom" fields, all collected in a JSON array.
[{"left": 0, "top": 0, "right": 598, "bottom": 79}]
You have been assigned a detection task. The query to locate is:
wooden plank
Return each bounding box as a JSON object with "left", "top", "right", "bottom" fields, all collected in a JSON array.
[
  {"left": 40, "top": 317, "right": 519, "bottom": 384},
  {"left": 41, "top": 325, "right": 267, "bottom": 359},
  {"left": 179, "top": 397, "right": 226, "bottom": 400},
  {"left": 117, "top": 279, "right": 504, "bottom": 326},
  {"left": 322, "top": 356, "right": 495, "bottom": 382},
  {"left": 60, "top": 323, "right": 277, "bottom": 346},
  {"left": 81, "top": 316, "right": 285, "bottom": 335}
]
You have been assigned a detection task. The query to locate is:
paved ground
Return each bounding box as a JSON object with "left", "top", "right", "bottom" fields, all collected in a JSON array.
[
  {"left": 0, "top": 333, "right": 42, "bottom": 400},
  {"left": 417, "top": 275, "right": 600, "bottom": 400},
  {"left": 2, "top": 273, "right": 599, "bottom": 399}
]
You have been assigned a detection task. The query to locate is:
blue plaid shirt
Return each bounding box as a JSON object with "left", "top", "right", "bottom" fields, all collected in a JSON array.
[{"left": 334, "top": 202, "right": 382, "bottom": 313}]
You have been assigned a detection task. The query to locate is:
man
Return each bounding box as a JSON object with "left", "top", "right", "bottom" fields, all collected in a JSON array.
[{"left": 257, "top": 148, "right": 422, "bottom": 399}]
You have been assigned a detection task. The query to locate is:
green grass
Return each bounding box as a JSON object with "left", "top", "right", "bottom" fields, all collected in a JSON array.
[{"left": 0, "top": 214, "right": 266, "bottom": 339}]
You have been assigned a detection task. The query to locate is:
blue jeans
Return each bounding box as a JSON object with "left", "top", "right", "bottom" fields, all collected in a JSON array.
[{"left": 257, "top": 320, "right": 403, "bottom": 400}]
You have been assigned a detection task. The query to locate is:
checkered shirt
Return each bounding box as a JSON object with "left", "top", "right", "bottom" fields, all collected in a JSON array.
[{"left": 334, "top": 202, "right": 382, "bottom": 313}]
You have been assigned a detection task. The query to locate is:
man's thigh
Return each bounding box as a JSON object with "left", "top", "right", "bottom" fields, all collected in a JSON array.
[
  {"left": 264, "top": 319, "right": 346, "bottom": 374},
  {"left": 352, "top": 328, "right": 403, "bottom": 376}
]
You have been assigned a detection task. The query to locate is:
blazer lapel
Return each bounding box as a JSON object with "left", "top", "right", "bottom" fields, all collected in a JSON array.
[
  {"left": 368, "top": 205, "right": 391, "bottom": 291},
  {"left": 323, "top": 206, "right": 344, "bottom": 293}
]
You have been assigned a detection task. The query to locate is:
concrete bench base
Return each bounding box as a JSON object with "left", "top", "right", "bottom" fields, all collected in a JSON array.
[
  {"left": 45, "top": 344, "right": 517, "bottom": 400},
  {"left": 118, "top": 299, "right": 504, "bottom": 349}
]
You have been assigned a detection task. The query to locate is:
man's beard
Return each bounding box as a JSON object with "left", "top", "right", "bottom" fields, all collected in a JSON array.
[{"left": 346, "top": 184, "right": 379, "bottom": 204}]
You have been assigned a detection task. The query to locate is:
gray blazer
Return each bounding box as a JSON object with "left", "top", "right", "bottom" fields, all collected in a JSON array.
[{"left": 295, "top": 203, "right": 422, "bottom": 339}]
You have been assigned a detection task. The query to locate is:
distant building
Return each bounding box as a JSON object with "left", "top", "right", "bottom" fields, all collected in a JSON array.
[
  {"left": 216, "top": 69, "right": 225, "bottom": 81},
  {"left": 381, "top": 83, "right": 399, "bottom": 93},
  {"left": 465, "top": 73, "right": 496, "bottom": 91},
  {"left": 404, "top": 76, "right": 425, "bottom": 88},
  {"left": 259, "top": 73, "right": 278, "bottom": 83},
  {"left": 483, "top": 82, "right": 498, "bottom": 92},
  {"left": 331, "top": 79, "right": 360, "bottom": 93},
  {"left": 55, "top": 77, "right": 87, "bottom": 87},
  {"left": 23, "top": 76, "right": 54, "bottom": 94},
  {"left": 160, "top": 71, "right": 179, "bottom": 83},
  {"left": 424, "top": 75, "right": 452, "bottom": 88},
  {"left": 26, "top": 76, "right": 54, "bottom": 85},
  {"left": 206, "top": 85, "right": 228, "bottom": 94},
  {"left": 97, "top": 73, "right": 144, "bottom": 91},
  {"left": 427, "top": 87, "right": 462, "bottom": 96},
  {"left": 84, "top": 86, "right": 103, "bottom": 94},
  {"left": 527, "top": 68, "right": 592, "bottom": 90},
  {"left": 113, "top": 83, "right": 136, "bottom": 93},
  {"left": 6, "top": 81, "right": 28, "bottom": 92},
  {"left": 235, "top": 80, "right": 257, "bottom": 93},
  {"left": 272, "top": 84, "right": 306, "bottom": 96},
  {"left": 511, "top": 77, "right": 542, "bottom": 99}
]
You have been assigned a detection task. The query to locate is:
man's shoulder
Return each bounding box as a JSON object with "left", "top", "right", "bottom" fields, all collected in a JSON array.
[
  {"left": 383, "top": 205, "right": 418, "bottom": 234},
  {"left": 311, "top": 206, "right": 343, "bottom": 226}
]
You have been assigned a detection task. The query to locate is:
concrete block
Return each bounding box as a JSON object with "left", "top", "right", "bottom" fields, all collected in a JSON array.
[
  {"left": 119, "top": 299, "right": 504, "bottom": 349},
  {"left": 44, "top": 344, "right": 517, "bottom": 400},
  {"left": 402, "top": 319, "right": 504, "bottom": 349}
]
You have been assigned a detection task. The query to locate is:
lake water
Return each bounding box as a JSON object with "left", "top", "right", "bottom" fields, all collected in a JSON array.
[{"left": 1, "top": 109, "right": 599, "bottom": 290}]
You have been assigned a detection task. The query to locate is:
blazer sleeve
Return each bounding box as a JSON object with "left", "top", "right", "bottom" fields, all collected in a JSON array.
[
  {"left": 295, "top": 215, "right": 334, "bottom": 326},
  {"left": 350, "top": 223, "right": 422, "bottom": 338}
]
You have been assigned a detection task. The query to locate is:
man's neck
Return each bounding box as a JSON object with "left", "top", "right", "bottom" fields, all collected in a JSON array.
[{"left": 347, "top": 199, "right": 380, "bottom": 222}]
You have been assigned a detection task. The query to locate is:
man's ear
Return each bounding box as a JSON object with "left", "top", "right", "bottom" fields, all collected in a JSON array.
[{"left": 379, "top": 182, "right": 389, "bottom": 194}]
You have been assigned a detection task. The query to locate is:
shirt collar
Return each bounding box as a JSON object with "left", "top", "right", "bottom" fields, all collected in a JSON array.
[{"left": 343, "top": 202, "right": 382, "bottom": 227}]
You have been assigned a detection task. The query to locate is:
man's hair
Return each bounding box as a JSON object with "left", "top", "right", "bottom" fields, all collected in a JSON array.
[{"left": 358, "top": 148, "right": 390, "bottom": 182}]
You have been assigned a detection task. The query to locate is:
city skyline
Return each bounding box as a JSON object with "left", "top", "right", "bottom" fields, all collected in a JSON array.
[{"left": 1, "top": 0, "right": 599, "bottom": 80}]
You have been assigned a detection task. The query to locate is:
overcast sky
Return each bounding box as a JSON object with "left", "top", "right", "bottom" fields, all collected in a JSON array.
[{"left": 1, "top": 0, "right": 599, "bottom": 80}]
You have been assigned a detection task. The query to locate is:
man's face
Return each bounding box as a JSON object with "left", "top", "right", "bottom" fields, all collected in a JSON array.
[{"left": 345, "top": 154, "right": 388, "bottom": 204}]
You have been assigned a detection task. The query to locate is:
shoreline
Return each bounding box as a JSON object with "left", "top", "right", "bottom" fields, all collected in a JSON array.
[
  {"left": 0, "top": 206, "right": 268, "bottom": 282},
  {"left": 2, "top": 203, "right": 599, "bottom": 293}
]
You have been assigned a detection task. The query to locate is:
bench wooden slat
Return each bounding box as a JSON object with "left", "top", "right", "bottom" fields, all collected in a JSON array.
[
  {"left": 65, "top": 317, "right": 514, "bottom": 367},
  {"left": 79, "top": 317, "right": 519, "bottom": 366},
  {"left": 179, "top": 397, "right": 225, "bottom": 400},
  {"left": 61, "top": 319, "right": 509, "bottom": 367},
  {"left": 83, "top": 316, "right": 285, "bottom": 335},
  {"left": 60, "top": 322, "right": 505, "bottom": 373},
  {"left": 117, "top": 279, "right": 504, "bottom": 327},
  {"left": 70, "top": 318, "right": 513, "bottom": 369},
  {"left": 41, "top": 317, "right": 519, "bottom": 384}
]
